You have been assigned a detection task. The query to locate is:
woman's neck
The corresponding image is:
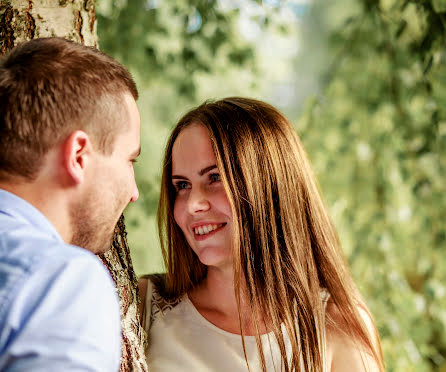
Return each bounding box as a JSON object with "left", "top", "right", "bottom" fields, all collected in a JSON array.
[{"left": 188, "top": 265, "right": 267, "bottom": 335}]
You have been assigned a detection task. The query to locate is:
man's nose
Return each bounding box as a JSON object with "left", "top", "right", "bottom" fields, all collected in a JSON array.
[{"left": 130, "top": 181, "right": 139, "bottom": 203}]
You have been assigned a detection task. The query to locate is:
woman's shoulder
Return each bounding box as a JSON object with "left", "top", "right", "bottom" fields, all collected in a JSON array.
[
  {"left": 138, "top": 274, "right": 184, "bottom": 327},
  {"left": 324, "top": 298, "right": 382, "bottom": 372},
  {"left": 139, "top": 273, "right": 170, "bottom": 299},
  {"left": 138, "top": 277, "right": 149, "bottom": 318},
  {"left": 138, "top": 274, "right": 167, "bottom": 323},
  {"left": 140, "top": 273, "right": 168, "bottom": 290}
]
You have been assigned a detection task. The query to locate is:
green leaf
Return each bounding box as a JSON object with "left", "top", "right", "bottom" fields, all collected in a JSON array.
[{"left": 432, "top": 0, "right": 446, "bottom": 13}]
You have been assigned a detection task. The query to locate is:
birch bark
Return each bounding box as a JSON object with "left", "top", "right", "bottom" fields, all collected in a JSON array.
[{"left": 0, "top": 1, "right": 148, "bottom": 371}]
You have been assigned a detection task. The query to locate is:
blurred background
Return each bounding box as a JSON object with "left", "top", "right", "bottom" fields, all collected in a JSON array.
[{"left": 96, "top": 0, "right": 446, "bottom": 370}]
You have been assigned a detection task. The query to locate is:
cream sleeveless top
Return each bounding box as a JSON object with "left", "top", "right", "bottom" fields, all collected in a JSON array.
[{"left": 143, "top": 281, "right": 330, "bottom": 372}]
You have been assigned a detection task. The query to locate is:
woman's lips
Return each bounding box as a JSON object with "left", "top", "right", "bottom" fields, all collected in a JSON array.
[{"left": 192, "top": 223, "right": 227, "bottom": 241}]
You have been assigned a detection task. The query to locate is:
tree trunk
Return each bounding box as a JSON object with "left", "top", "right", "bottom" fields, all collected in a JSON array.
[
  {"left": 100, "top": 216, "right": 149, "bottom": 372},
  {"left": 0, "top": 1, "right": 148, "bottom": 371}
]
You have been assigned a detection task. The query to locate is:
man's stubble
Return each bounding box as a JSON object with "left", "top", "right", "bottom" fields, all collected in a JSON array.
[{"left": 69, "top": 183, "right": 124, "bottom": 254}]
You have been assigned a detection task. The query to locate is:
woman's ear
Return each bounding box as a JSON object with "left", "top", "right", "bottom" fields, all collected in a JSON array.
[{"left": 62, "top": 130, "right": 93, "bottom": 185}]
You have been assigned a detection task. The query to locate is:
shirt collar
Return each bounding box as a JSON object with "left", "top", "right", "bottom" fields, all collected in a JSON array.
[{"left": 0, "top": 188, "right": 63, "bottom": 243}]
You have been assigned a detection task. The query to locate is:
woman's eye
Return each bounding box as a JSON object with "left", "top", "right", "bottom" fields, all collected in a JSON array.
[
  {"left": 174, "top": 181, "right": 189, "bottom": 191},
  {"left": 210, "top": 173, "right": 221, "bottom": 183}
]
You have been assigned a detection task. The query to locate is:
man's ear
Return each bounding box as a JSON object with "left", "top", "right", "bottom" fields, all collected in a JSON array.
[{"left": 62, "top": 130, "right": 93, "bottom": 185}]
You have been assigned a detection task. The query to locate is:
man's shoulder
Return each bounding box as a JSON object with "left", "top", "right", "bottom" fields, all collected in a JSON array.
[
  {"left": 0, "top": 218, "right": 117, "bottom": 335},
  {"left": 0, "top": 219, "right": 114, "bottom": 303},
  {"left": 0, "top": 221, "right": 121, "bottom": 370},
  {"left": 0, "top": 215, "right": 98, "bottom": 273},
  {"left": 0, "top": 246, "right": 121, "bottom": 371}
]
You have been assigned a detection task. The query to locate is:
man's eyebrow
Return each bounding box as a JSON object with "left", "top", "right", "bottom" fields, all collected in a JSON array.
[
  {"left": 172, "top": 164, "right": 217, "bottom": 180},
  {"left": 130, "top": 146, "right": 141, "bottom": 158}
]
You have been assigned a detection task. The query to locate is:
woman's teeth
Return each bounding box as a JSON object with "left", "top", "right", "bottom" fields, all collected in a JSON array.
[{"left": 194, "top": 224, "right": 223, "bottom": 236}]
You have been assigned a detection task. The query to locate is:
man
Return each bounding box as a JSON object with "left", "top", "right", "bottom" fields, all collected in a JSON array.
[{"left": 0, "top": 38, "right": 141, "bottom": 371}]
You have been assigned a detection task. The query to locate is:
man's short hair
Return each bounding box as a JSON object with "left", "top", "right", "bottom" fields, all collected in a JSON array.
[{"left": 0, "top": 37, "right": 138, "bottom": 181}]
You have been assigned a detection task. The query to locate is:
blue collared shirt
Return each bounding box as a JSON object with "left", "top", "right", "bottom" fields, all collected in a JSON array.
[{"left": 0, "top": 189, "right": 121, "bottom": 371}]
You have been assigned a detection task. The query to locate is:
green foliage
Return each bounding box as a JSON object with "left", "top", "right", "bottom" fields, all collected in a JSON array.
[
  {"left": 96, "top": 0, "right": 298, "bottom": 275},
  {"left": 97, "top": 0, "right": 445, "bottom": 369},
  {"left": 298, "top": 0, "right": 446, "bottom": 370},
  {"left": 96, "top": 0, "right": 263, "bottom": 97}
]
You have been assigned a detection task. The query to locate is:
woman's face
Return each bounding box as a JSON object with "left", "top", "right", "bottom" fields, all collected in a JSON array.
[{"left": 171, "top": 123, "right": 233, "bottom": 269}]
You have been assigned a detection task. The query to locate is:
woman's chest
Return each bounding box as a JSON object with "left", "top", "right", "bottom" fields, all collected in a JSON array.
[{"left": 146, "top": 309, "right": 288, "bottom": 372}]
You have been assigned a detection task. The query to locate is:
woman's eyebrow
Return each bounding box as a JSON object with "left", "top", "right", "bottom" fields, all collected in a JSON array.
[
  {"left": 172, "top": 174, "right": 187, "bottom": 180},
  {"left": 198, "top": 165, "right": 217, "bottom": 176},
  {"left": 172, "top": 165, "right": 217, "bottom": 180}
]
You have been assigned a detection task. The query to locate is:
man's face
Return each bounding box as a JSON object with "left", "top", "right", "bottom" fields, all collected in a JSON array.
[{"left": 70, "top": 92, "right": 141, "bottom": 253}]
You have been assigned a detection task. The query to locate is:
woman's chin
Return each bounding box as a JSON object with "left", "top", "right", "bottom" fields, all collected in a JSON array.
[{"left": 197, "top": 249, "right": 232, "bottom": 270}]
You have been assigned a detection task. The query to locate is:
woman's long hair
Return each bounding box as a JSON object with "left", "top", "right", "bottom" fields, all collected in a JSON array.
[{"left": 157, "top": 97, "right": 384, "bottom": 371}]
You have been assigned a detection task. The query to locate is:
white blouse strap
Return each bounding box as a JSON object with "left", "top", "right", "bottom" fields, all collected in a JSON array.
[{"left": 143, "top": 279, "right": 154, "bottom": 332}]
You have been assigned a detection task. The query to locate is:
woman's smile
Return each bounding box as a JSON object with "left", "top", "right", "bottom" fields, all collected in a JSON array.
[{"left": 192, "top": 222, "right": 227, "bottom": 240}]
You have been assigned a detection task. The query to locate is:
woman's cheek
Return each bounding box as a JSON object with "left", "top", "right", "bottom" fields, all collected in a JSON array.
[
  {"left": 218, "top": 191, "right": 232, "bottom": 218},
  {"left": 173, "top": 198, "right": 185, "bottom": 229}
]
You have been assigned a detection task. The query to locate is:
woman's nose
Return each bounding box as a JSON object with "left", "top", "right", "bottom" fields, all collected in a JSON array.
[{"left": 187, "top": 186, "right": 210, "bottom": 214}]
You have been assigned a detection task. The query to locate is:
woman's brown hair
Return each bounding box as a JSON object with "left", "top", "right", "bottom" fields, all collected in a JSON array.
[{"left": 157, "top": 97, "right": 384, "bottom": 371}]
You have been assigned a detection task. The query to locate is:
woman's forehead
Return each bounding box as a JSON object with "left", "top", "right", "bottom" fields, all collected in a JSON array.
[{"left": 172, "top": 124, "right": 216, "bottom": 173}]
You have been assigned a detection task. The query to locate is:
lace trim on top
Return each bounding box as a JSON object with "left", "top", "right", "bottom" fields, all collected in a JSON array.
[
  {"left": 148, "top": 282, "right": 331, "bottom": 332},
  {"left": 150, "top": 284, "right": 182, "bottom": 326}
]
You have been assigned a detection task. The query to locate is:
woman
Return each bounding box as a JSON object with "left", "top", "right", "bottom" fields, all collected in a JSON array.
[{"left": 139, "top": 97, "right": 384, "bottom": 371}]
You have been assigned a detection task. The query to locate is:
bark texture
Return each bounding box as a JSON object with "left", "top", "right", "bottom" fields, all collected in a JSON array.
[
  {"left": 99, "top": 216, "right": 149, "bottom": 372},
  {"left": 0, "top": 0, "right": 97, "bottom": 53},
  {"left": 0, "top": 1, "right": 148, "bottom": 371}
]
